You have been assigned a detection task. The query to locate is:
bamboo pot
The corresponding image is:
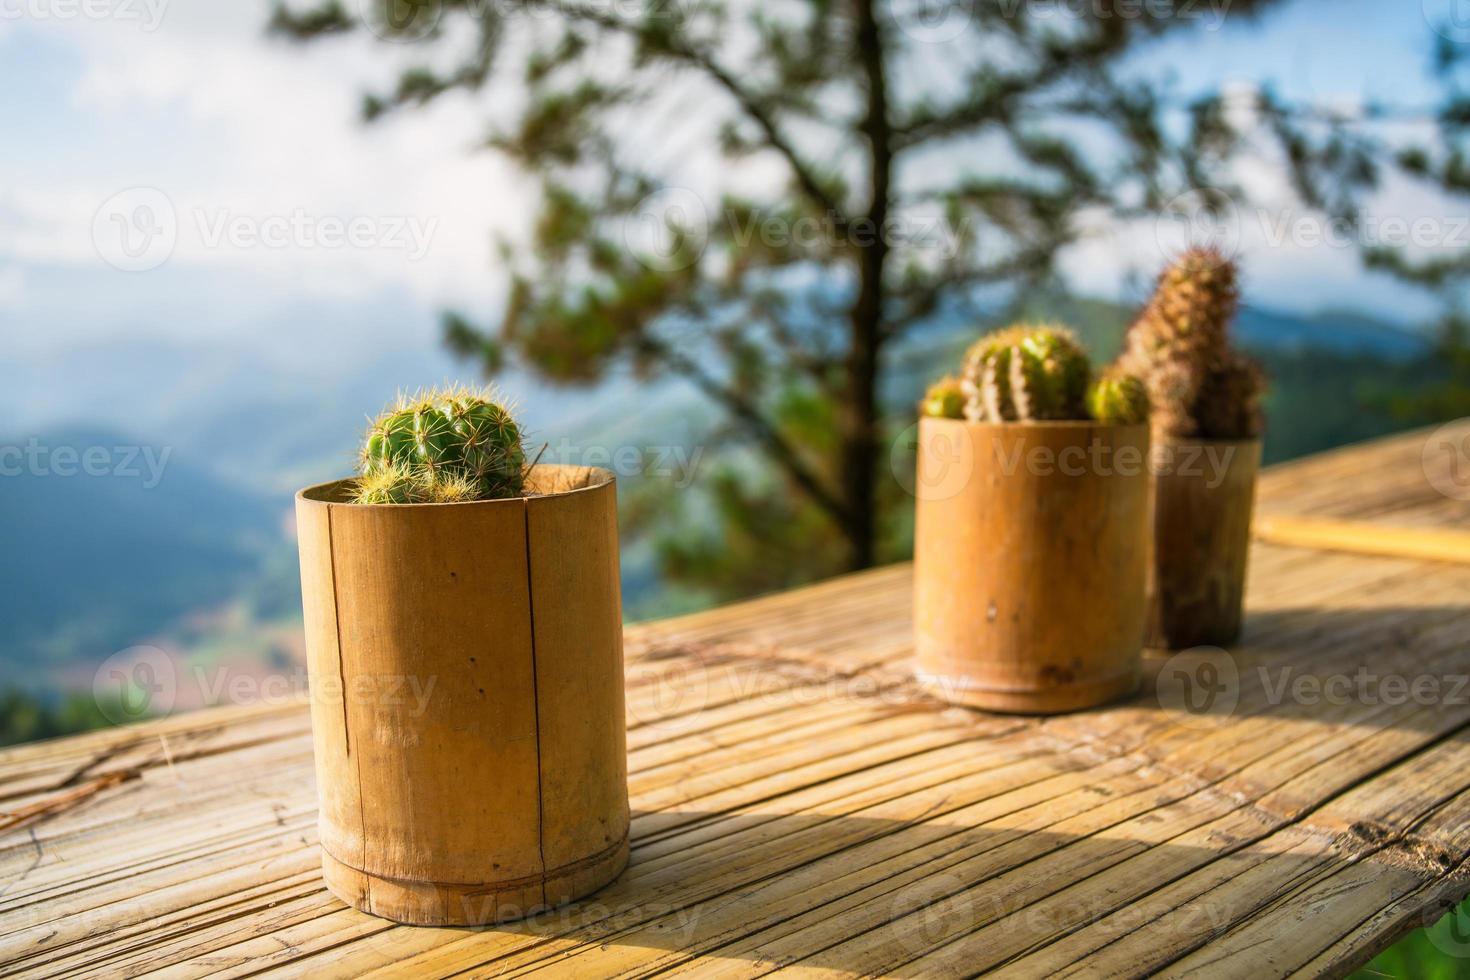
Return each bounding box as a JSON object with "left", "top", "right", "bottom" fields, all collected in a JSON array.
[
  {"left": 913, "top": 418, "right": 1151, "bottom": 714},
  {"left": 1146, "top": 438, "right": 1262, "bottom": 649},
  {"left": 294, "top": 465, "right": 629, "bottom": 926}
]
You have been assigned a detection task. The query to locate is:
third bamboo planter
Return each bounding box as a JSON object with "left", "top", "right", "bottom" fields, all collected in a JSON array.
[
  {"left": 1146, "top": 438, "right": 1262, "bottom": 649},
  {"left": 295, "top": 464, "right": 629, "bottom": 926},
  {"left": 914, "top": 418, "right": 1151, "bottom": 714}
]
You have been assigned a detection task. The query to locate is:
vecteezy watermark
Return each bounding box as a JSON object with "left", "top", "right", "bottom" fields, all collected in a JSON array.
[
  {"left": 1258, "top": 667, "right": 1470, "bottom": 709},
  {"left": 1425, "top": 0, "right": 1470, "bottom": 46},
  {"left": 894, "top": 425, "right": 1239, "bottom": 502},
  {"left": 192, "top": 208, "right": 437, "bottom": 260},
  {"left": 1154, "top": 186, "right": 1242, "bottom": 260},
  {"left": 887, "top": 0, "right": 1234, "bottom": 45},
  {"left": 1428, "top": 900, "right": 1470, "bottom": 959},
  {"left": 1155, "top": 646, "right": 1241, "bottom": 730},
  {"left": 623, "top": 645, "right": 914, "bottom": 731},
  {"left": 623, "top": 187, "right": 710, "bottom": 273},
  {"left": 1422, "top": 420, "right": 1470, "bottom": 501},
  {"left": 1258, "top": 209, "right": 1470, "bottom": 251},
  {"left": 623, "top": 188, "right": 971, "bottom": 272},
  {"left": 1155, "top": 181, "right": 1470, "bottom": 261},
  {"left": 93, "top": 187, "right": 177, "bottom": 272},
  {"left": 889, "top": 875, "right": 973, "bottom": 954},
  {"left": 1157, "top": 647, "right": 1470, "bottom": 729},
  {"left": 0, "top": 0, "right": 168, "bottom": 31},
  {"left": 886, "top": 875, "right": 1238, "bottom": 955},
  {"left": 93, "top": 646, "right": 178, "bottom": 725},
  {"left": 544, "top": 439, "right": 705, "bottom": 488},
  {"left": 92, "top": 188, "right": 439, "bottom": 272},
  {"left": 0, "top": 438, "right": 172, "bottom": 488},
  {"left": 90, "top": 650, "right": 440, "bottom": 724},
  {"left": 359, "top": 0, "right": 442, "bottom": 41}
]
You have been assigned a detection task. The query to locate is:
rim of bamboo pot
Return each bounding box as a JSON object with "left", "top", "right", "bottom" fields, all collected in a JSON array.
[{"left": 297, "top": 463, "right": 614, "bottom": 507}]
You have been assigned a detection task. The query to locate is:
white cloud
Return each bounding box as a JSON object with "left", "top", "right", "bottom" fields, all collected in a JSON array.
[{"left": 3, "top": 1, "right": 535, "bottom": 326}]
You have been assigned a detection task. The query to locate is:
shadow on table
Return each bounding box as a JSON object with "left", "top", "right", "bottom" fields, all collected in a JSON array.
[
  {"left": 335, "top": 800, "right": 1446, "bottom": 978},
  {"left": 1124, "top": 604, "right": 1470, "bottom": 733}
]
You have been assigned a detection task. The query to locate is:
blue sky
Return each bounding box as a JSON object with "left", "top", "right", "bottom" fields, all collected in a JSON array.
[{"left": 0, "top": 0, "right": 1463, "bottom": 376}]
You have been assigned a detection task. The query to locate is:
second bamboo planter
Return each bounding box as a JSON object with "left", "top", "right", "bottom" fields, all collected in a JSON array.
[
  {"left": 1146, "top": 438, "right": 1262, "bottom": 649},
  {"left": 914, "top": 418, "right": 1151, "bottom": 714},
  {"left": 295, "top": 465, "right": 629, "bottom": 926}
]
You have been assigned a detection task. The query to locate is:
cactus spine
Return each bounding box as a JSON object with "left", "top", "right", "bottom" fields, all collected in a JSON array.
[
  {"left": 1116, "top": 247, "right": 1264, "bottom": 439},
  {"left": 354, "top": 386, "right": 526, "bottom": 505},
  {"left": 960, "top": 325, "right": 1091, "bottom": 422}
]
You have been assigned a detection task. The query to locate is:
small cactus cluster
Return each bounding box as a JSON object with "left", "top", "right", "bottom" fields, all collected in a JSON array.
[
  {"left": 921, "top": 324, "right": 1149, "bottom": 425},
  {"left": 921, "top": 376, "right": 964, "bottom": 420},
  {"left": 353, "top": 386, "right": 526, "bottom": 505},
  {"left": 1114, "top": 247, "right": 1265, "bottom": 440}
]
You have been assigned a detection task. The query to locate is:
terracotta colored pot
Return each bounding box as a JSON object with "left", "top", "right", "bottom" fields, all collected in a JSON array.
[
  {"left": 295, "top": 465, "right": 629, "bottom": 926},
  {"left": 913, "top": 418, "right": 1151, "bottom": 714},
  {"left": 1146, "top": 438, "right": 1262, "bottom": 649}
]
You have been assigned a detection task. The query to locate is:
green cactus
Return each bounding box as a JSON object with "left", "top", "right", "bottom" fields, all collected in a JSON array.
[
  {"left": 921, "top": 376, "right": 964, "bottom": 419},
  {"left": 1115, "top": 247, "right": 1265, "bottom": 439},
  {"left": 1087, "top": 370, "right": 1150, "bottom": 426},
  {"left": 353, "top": 386, "right": 526, "bottom": 505},
  {"left": 959, "top": 325, "right": 1090, "bottom": 422}
]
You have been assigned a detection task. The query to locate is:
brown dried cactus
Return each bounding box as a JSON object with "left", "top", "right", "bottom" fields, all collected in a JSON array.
[{"left": 1116, "top": 247, "right": 1265, "bottom": 440}]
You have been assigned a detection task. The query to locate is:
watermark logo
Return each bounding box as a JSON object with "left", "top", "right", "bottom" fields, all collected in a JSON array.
[
  {"left": 360, "top": 0, "right": 442, "bottom": 41},
  {"left": 625, "top": 187, "right": 710, "bottom": 272},
  {"left": 888, "top": 0, "right": 973, "bottom": 44},
  {"left": 1425, "top": 0, "right": 1470, "bottom": 45},
  {"left": 1155, "top": 186, "right": 1241, "bottom": 260},
  {"left": 93, "top": 646, "right": 178, "bottom": 725},
  {"left": 890, "top": 875, "right": 972, "bottom": 955},
  {"left": 1155, "top": 646, "right": 1240, "bottom": 729},
  {"left": 92, "top": 189, "right": 440, "bottom": 271},
  {"left": 1428, "top": 901, "right": 1470, "bottom": 959},
  {"left": 1422, "top": 420, "right": 1470, "bottom": 501},
  {"left": 93, "top": 187, "right": 177, "bottom": 272},
  {"left": 891, "top": 420, "right": 975, "bottom": 501}
]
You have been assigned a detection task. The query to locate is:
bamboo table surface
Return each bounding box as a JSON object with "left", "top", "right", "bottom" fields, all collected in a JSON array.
[{"left": 3, "top": 424, "right": 1470, "bottom": 978}]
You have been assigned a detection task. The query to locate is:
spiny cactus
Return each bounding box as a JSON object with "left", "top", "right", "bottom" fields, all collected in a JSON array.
[
  {"left": 353, "top": 386, "right": 526, "bottom": 505},
  {"left": 1116, "top": 247, "right": 1265, "bottom": 439},
  {"left": 921, "top": 376, "right": 964, "bottom": 419},
  {"left": 960, "top": 325, "right": 1090, "bottom": 422}
]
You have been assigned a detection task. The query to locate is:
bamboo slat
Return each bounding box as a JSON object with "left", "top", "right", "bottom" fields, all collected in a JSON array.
[{"left": 0, "top": 426, "right": 1467, "bottom": 978}]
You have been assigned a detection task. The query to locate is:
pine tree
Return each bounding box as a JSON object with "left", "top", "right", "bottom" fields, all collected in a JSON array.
[{"left": 269, "top": 0, "right": 1434, "bottom": 592}]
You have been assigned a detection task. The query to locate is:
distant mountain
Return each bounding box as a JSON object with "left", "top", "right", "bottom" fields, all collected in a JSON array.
[
  {"left": 0, "top": 426, "right": 281, "bottom": 682},
  {"left": 1236, "top": 307, "right": 1430, "bottom": 360}
]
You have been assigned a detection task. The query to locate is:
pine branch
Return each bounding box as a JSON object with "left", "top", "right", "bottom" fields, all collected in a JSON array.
[
  {"left": 521, "top": 0, "right": 850, "bottom": 227},
  {"left": 638, "top": 336, "right": 854, "bottom": 529}
]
